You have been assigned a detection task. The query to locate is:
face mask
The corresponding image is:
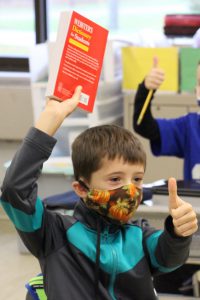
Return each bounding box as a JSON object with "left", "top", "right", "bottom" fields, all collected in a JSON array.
[{"left": 79, "top": 181, "right": 142, "bottom": 223}]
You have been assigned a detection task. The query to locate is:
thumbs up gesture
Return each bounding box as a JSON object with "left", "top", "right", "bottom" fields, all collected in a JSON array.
[
  {"left": 168, "top": 177, "right": 198, "bottom": 237},
  {"left": 144, "top": 56, "right": 165, "bottom": 90}
]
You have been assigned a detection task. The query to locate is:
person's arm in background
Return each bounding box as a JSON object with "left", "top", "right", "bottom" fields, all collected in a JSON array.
[{"left": 133, "top": 58, "right": 165, "bottom": 142}]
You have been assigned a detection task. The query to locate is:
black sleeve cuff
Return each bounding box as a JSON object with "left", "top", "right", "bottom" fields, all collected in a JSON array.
[{"left": 165, "top": 215, "right": 192, "bottom": 243}]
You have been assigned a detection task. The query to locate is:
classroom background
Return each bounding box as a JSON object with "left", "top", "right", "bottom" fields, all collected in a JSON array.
[{"left": 0, "top": 0, "right": 200, "bottom": 299}]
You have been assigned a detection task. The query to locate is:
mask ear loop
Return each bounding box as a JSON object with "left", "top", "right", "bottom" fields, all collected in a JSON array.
[{"left": 78, "top": 179, "right": 90, "bottom": 191}]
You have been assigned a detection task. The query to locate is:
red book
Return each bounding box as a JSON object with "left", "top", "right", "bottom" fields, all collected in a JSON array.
[{"left": 46, "top": 11, "right": 109, "bottom": 112}]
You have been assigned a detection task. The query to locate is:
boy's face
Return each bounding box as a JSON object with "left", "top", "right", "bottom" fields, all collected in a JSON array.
[
  {"left": 73, "top": 156, "right": 145, "bottom": 222},
  {"left": 87, "top": 156, "right": 144, "bottom": 190}
]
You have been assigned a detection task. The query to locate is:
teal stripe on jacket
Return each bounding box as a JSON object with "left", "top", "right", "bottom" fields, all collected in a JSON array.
[
  {"left": 67, "top": 222, "right": 145, "bottom": 274},
  {"left": 146, "top": 230, "right": 180, "bottom": 272},
  {"left": 0, "top": 197, "right": 44, "bottom": 232}
]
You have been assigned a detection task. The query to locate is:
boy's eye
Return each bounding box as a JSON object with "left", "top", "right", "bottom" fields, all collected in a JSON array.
[
  {"left": 134, "top": 177, "right": 141, "bottom": 182},
  {"left": 133, "top": 177, "right": 143, "bottom": 184},
  {"left": 110, "top": 177, "right": 121, "bottom": 182}
]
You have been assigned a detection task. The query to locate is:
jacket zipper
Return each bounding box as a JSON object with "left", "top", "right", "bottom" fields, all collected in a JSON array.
[{"left": 103, "top": 227, "right": 118, "bottom": 300}]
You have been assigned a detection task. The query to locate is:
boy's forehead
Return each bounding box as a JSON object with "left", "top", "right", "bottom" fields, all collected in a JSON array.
[{"left": 100, "top": 156, "right": 144, "bottom": 173}]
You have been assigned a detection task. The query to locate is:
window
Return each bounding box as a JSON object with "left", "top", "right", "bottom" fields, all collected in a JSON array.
[
  {"left": 0, "top": 0, "right": 47, "bottom": 72},
  {"left": 48, "top": 0, "right": 110, "bottom": 42},
  {"left": 48, "top": 0, "right": 199, "bottom": 40},
  {"left": 117, "top": 0, "right": 200, "bottom": 35},
  {"left": 0, "top": 0, "right": 34, "bottom": 57},
  {"left": 0, "top": 0, "right": 199, "bottom": 72}
]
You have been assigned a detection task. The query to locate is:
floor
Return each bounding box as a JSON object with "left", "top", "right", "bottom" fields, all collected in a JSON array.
[{"left": 0, "top": 218, "right": 40, "bottom": 300}]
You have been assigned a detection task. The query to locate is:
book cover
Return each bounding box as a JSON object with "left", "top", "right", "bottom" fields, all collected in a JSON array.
[
  {"left": 46, "top": 11, "right": 109, "bottom": 112},
  {"left": 180, "top": 47, "right": 200, "bottom": 93},
  {"left": 121, "top": 47, "right": 179, "bottom": 92}
]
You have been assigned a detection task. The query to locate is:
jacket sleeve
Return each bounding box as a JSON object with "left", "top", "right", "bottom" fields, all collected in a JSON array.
[
  {"left": 0, "top": 127, "right": 64, "bottom": 258},
  {"left": 142, "top": 216, "right": 192, "bottom": 275},
  {"left": 133, "top": 81, "right": 161, "bottom": 142}
]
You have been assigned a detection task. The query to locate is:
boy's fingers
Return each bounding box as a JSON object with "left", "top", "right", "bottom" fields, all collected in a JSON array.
[
  {"left": 62, "top": 85, "right": 82, "bottom": 112},
  {"left": 168, "top": 177, "right": 178, "bottom": 210}
]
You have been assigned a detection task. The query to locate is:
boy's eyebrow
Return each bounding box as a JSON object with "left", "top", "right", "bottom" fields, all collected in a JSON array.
[
  {"left": 134, "top": 171, "right": 145, "bottom": 175},
  {"left": 105, "top": 171, "right": 145, "bottom": 176},
  {"left": 106, "top": 171, "right": 125, "bottom": 176}
]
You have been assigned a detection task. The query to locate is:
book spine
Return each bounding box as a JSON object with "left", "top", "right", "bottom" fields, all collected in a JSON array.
[{"left": 46, "top": 11, "right": 72, "bottom": 97}]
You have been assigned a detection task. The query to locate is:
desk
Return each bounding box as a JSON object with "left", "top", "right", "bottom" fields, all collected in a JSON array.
[{"left": 158, "top": 294, "right": 199, "bottom": 299}]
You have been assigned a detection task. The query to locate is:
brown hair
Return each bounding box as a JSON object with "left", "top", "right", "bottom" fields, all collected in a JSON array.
[{"left": 72, "top": 124, "right": 146, "bottom": 181}]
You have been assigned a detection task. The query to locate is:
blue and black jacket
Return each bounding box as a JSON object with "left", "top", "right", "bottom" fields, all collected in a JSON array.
[{"left": 0, "top": 127, "right": 192, "bottom": 300}]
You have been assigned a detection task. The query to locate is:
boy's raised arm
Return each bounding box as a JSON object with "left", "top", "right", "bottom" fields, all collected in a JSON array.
[
  {"left": 0, "top": 85, "right": 82, "bottom": 257},
  {"left": 35, "top": 85, "right": 82, "bottom": 136}
]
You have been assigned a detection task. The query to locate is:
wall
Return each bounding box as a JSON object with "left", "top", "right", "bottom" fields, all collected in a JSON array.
[{"left": 0, "top": 73, "right": 34, "bottom": 140}]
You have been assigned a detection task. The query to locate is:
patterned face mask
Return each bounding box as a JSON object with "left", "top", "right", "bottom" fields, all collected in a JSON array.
[{"left": 79, "top": 181, "right": 142, "bottom": 223}]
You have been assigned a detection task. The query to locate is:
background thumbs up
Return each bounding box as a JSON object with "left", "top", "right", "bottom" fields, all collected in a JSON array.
[
  {"left": 153, "top": 56, "right": 158, "bottom": 68},
  {"left": 144, "top": 56, "right": 165, "bottom": 90}
]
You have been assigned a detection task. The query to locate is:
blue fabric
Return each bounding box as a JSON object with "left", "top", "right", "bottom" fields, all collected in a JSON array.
[
  {"left": 43, "top": 190, "right": 79, "bottom": 209},
  {"left": 151, "top": 113, "right": 200, "bottom": 180},
  {"left": 25, "top": 283, "right": 40, "bottom": 300},
  {"left": 0, "top": 197, "right": 44, "bottom": 232}
]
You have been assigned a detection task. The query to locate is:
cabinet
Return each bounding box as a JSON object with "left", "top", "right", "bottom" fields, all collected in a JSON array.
[
  {"left": 0, "top": 74, "right": 33, "bottom": 140},
  {"left": 123, "top": 91, "right": 199, "bottom": 183}
]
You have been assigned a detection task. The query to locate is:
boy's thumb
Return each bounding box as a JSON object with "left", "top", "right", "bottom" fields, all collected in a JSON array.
[
  {"left": 68, "top": 85, "right": 82, "bottom": 106},
  {"left": 62, "top": 85, "right": 82, "bottom": 114},
  {"left": 72, "top": 85, "right": 82, "bottom": 100},
  {"left": 168, "top": 177, "right": 178, "bottom": 210}
]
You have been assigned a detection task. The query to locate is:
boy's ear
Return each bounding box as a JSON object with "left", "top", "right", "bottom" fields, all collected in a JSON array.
[{"left": 72, "top": 181, "right": 88, "bottom": 198}]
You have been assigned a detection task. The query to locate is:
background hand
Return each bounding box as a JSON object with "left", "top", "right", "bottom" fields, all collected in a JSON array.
[
  {"left": 168, "top": 177, "right": 198, "bottom": 237},
  {"left": 35, "top": 86, "right": 82, "bottom": 136},
  {"left": 144, "top": 56, "right": 165, "bottom": 90}
]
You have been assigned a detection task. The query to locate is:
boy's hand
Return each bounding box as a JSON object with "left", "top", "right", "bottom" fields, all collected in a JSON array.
[
  {"left": 144, "top": 57, "right": 165, "bottom": 90},
  {"left": 168, "top": 177, "right": 198, "bottom": 237},
  {"left": 35, "top": 86, "right": 82, "bottom": 136}
]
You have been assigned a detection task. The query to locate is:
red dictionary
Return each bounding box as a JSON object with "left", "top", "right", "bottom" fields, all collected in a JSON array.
[{"left": 46, "top": 11, "right": 109, "bottom": 112}]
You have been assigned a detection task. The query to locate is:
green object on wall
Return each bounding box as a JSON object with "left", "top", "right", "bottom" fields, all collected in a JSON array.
[{"left": 180, "top": 48, "right": 200, "bottom": 93}]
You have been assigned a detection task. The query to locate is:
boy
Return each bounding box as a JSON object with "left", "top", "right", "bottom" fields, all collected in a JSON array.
[{"left": 0, "top": 86, "right": 198, "bottom": 300}]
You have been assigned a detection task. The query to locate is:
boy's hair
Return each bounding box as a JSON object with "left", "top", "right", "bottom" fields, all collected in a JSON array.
[{"left": 72, "top": 124, "right": 146, "bottom": 182}]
